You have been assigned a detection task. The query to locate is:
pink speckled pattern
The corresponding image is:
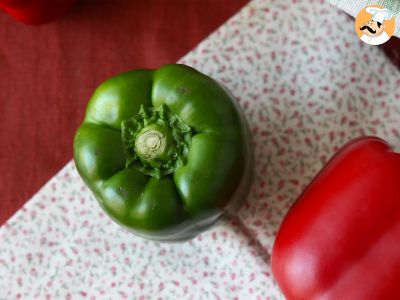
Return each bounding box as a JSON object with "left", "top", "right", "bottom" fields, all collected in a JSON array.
[{"left": 1, "top": 0, "right": 400, "bottom": 299}]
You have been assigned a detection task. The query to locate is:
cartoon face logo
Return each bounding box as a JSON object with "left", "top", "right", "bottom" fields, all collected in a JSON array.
[
  {"left": 355, "top": 6, "right": 395, "bottom": 46},
  {"left": 360, "top": 19, "right": 385, "bottom": 37}
]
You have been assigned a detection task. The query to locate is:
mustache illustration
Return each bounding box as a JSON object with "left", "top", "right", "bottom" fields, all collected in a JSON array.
[{"left": 360, "top": 25, "right": 376, "bottom": 34}]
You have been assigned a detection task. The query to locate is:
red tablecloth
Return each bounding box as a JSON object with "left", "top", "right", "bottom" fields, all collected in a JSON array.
[{"left": 0, "top": 0, "right": 248, "bottom": 224}]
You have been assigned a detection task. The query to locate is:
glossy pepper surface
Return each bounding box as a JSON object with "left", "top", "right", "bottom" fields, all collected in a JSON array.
[
  {"left": 271, "top": 137, "right": 400, "bottom": 300},
  {"left": 0, "top": 0, "right": 75, "bottom": 25},
  {"left": 74, "top": 64, "right": 252, "bottom": 241}
]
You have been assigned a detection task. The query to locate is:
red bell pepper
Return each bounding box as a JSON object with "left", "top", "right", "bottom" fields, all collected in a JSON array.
[
  {"left": 0, "top": 0, "right": 75, "bottom": 25},
  {"left": 271, "top": 136, "right": 400, "bottom": 300}
]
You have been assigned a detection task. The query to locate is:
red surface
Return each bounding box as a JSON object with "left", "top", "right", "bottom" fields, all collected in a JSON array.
[{"left": 0, "top": 0, "right": 249, "bottom": 224}]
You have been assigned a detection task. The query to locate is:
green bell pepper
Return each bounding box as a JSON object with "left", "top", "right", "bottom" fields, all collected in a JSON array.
[{"left": 73, "top": 64, "right": 252, "bottom": 241}]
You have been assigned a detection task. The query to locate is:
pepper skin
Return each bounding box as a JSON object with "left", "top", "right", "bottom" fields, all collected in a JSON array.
[
  {"left": 271, "top": 137, "right": 400, "bottom": 300},
  {"left": 74, "top": 64, "right": 252, "bottom": 242},
  {"left": 0, "top": 0, "right": 75, "bottom": 25}
]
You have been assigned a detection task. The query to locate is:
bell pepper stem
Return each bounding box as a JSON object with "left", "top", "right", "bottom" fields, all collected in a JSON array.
[
  {"left": 135, "top": 124, "right": 171, "bottom": 162},
  {"left": 121, "top": 105, "right": 192, "bottom": 178}
]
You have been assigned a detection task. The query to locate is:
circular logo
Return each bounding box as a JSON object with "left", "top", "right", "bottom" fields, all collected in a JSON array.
[{"left": 355, "top": 5, "right": 395, "bottom": 46}]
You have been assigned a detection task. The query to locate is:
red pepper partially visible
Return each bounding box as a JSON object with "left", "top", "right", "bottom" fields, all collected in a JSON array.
[
  {"left": 271, "top": 137, "right": 400, "bottom": 300},
  {"left": 0, "top": 0, "right": 75, "bottom": 25}
]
